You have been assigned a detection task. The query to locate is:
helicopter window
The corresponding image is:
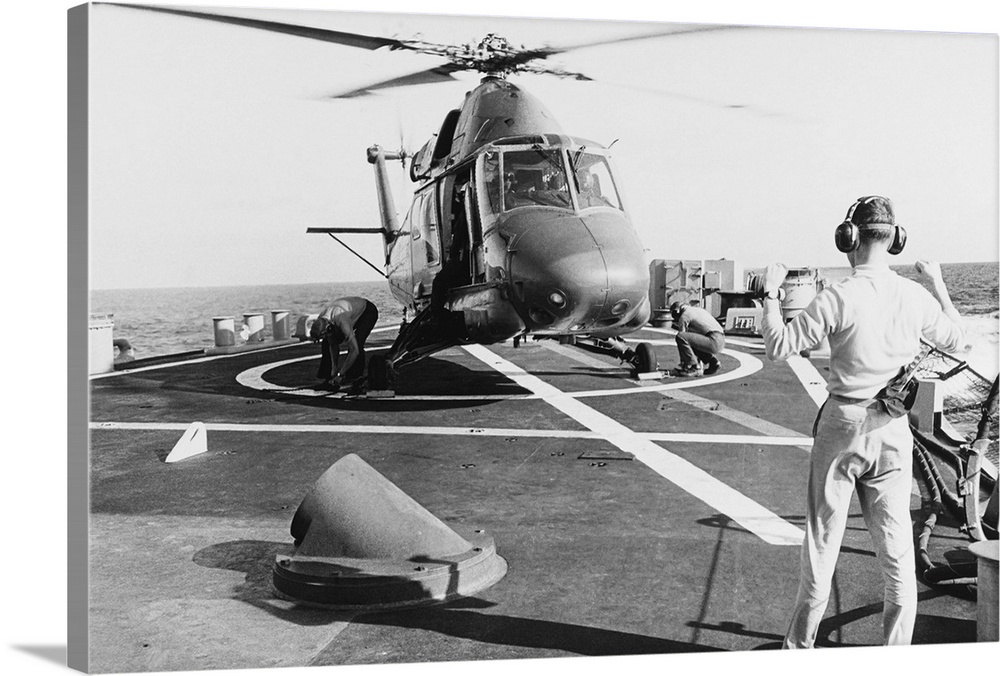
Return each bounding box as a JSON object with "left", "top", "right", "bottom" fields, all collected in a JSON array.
[
  {"left": 500, "top": 149, "right": 571, "bottom": 211},
  {"left": 482, "top": 151, "right": 502, "bottom": 214},
  {"left": 570, "top": 152, "right": 622, "bottom": 211},
  {"left": 422, "top": 191, "right": 441, "bottom": 265}
]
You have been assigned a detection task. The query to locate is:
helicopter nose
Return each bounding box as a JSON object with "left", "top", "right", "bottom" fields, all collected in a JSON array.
[{"left": 506, "top": 212, "right": 649, "bottom": 332}]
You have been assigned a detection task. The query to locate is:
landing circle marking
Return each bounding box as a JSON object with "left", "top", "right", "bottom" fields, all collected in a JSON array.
[{"left": 235, "top": 344, "right": 763, "bottom": 401}]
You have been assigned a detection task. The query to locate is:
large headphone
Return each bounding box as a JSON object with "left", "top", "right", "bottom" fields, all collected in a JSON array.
[{"left": 834, "top": 196, "right": 907, "bottom": 255}]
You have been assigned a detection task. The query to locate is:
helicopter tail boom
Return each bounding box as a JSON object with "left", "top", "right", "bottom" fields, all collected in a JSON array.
[{"left": 366, "top": 144, "right": 405, "bottom": 245}]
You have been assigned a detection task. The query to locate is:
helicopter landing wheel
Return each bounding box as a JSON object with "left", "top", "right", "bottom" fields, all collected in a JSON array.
[{"left": 633, "top": 342, "right": 657, "bottom": 374}]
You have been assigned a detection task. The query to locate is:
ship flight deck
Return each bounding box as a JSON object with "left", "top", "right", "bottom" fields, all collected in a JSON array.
[{"left": 86, "top": 326, "right": 980, "bottom": 672}]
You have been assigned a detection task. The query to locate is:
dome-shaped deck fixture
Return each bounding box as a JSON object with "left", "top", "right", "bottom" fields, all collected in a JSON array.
[{"left": 273, "top": 454, "right": 508, "bottom": 610}]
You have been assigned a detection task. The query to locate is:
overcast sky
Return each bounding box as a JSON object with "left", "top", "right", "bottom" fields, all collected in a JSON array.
[{"left": 86, "top": 2, "right": 998, "bottom": 289}]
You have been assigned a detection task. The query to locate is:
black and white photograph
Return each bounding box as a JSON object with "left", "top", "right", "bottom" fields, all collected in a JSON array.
[{"left": 7, "top": 2, "right": 1000, "bottom": 675}]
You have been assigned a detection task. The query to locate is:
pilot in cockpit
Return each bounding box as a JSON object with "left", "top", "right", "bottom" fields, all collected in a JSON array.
[
  {"left": 504, "top": 171, "right": 518, "bottom": 198},
  {"left": 576, "top": 169, "right": 610, "bottom": 208},
  {"left": 505, "top": 170, "right": 529, "bottom": 208}
]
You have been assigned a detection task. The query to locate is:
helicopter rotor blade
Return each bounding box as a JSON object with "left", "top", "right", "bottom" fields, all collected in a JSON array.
[
  {"left": 517, "top": 24, "right": 747, "bottom": 63},
  {"left": 97, "top": 2, "right": 410, "bottom": 51},
  {"left": 568, "top": 75, "right": 781, "bottom": 117},
  {"left": 100, "top": 4, "right": 752, "bottom": 99},
  {"left": 508, "top": 24, "right": 745, "bottom": 68},
  {"left": 328, "top": 64, "right": 466, "bottom": 99}
]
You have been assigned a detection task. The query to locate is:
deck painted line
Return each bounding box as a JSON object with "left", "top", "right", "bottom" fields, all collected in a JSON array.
[
  {"left": 540, "top": 341, "right": 807, "bottom": 446},
  {"left": 539, "top": 341, "right": 638, "bottom": 372},
  {"left": 659, "top": 389, "right": 811, "bottom": 448},
  {"left": 90, "top": 421, "right": 593, "bottom": 438},
  {"left": 642, "top": 326, "right": 827, "bottom": 408},
  {"left": 545, "top": 344, "right": 796, "bottom": 438},
  {"left": 644, "top": 432, "right": 811, "bottom": 447},
  {"left": 90, "top": 325, "right": 401, "bottom": 379},
  {"left": 89, "top": 340, "right": 307, "bottom": 379},
  {"left": 234, "top": 354, "right": 529, "bottom": 400},
  {"left": 569, "top": 347, "right": 763, "bottom": 398},
  {"left": 641, "top": 327, "right": 765, "bottom": 351},
  {"left": 542, "top": 341, "right": 810, "bottom": 446},
  {"left": 785, "top": 355, "right": 828, "bottom": 408},
  {"left": 463, "top": 344, "right": 804, "bottom": 546},
  {"left": 90, "top": 421, "right": 810, "bottom": 448},
  {"left": 236, "top": 342, "right": 763, "bottom": 401}
]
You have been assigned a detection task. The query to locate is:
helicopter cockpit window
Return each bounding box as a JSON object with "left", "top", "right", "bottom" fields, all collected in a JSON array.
[
  {"left": 569, "top": 152, "right": 622, "bottom": 211},
  {"left": 500, "top": 149, "right": 571, "bottom": 211},
  {"left": 483, "top": 151, "right": 502, "bottom": 214},
  {"left": 421, "top": 191, "right": 441, "bottom": 265}
]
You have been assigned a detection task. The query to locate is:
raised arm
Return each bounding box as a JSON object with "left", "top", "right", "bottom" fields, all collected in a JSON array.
[
  {"left": 760, "top": 263, "right": 835, "bottom": 361},
  {"left": 915, "top": 260, "right": 970, "bottom": 354}
]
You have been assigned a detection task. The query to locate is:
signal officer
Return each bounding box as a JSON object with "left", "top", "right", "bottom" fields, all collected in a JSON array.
[
  {"left": 761, "top": 196, "right": 968, "bottom": 648},
  {"left": 310, "top": 296, "right": 379, "bottom": 393}
]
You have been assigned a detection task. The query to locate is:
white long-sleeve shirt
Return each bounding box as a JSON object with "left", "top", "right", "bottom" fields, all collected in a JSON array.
[{"left": 761, "top": 265, "right": 967, "bottom": 399}]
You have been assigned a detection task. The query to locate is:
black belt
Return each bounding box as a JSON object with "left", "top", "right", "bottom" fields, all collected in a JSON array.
[{"left": 829, "top": 393, "right": 878, "bottom": 407}]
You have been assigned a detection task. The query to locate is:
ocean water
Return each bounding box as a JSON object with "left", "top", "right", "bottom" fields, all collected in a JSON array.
[
  {"left": 91, "top": 262, "right": 999, "bottom": 377},
  {"left": 90, "top": 280, "right": 402, "bottom": 358},
  {"left": 786, "top": 261, "right": 998, "bottom": 378},
  {"left": 822, "top": 261, "right": 999, "bottom": 316}
]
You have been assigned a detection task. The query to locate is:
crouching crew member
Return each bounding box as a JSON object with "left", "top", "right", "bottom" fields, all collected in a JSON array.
[
  {"left": 670, "top": 301, "right": 725, "bottom": 377},
  {"left": 761, "top": 196, "right": 969, "bottom": 648},
  {"left": 310, "top": 296, "right": 379, "bottom": 392}
]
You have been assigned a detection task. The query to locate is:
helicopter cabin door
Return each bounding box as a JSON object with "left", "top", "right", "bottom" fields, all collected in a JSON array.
[
  {"left": 462, "top": 183, "right": 485, "bottom": 283},
  {"left": 408, "top": 186, "right": 442, "bottom": 301}
]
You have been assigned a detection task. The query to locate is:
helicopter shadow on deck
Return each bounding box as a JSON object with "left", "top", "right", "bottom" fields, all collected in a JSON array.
[
  {"left": 267, "top": 354, "right": 530, "bottom": 413},
  {"left": 123, "top": 342, "right": 504, "bottom": 413},
  {"left": 260, "top": 350, "right": 634, "bottom": 413}
]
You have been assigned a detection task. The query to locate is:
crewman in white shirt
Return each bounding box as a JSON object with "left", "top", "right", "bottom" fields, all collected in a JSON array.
[{"left": 761, "top": 196, "right": 968, "bottom": 648}]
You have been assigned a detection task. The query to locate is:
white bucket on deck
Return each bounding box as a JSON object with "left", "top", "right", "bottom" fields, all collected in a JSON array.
[
  {"left": 88, "top": 314, "right": 115, "bottom": 375},
  {"left": 243, "top": 313, "right": 265, "bottom": 343},
  {"left": 212, "top": 317, "right": 236, "bottom": 347},
  {"left": 272, "top": 310, "right": 291, "bottom": 341}
]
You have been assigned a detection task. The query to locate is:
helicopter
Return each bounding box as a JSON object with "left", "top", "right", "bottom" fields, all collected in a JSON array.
[{"left": 101, "top": 4, "right": 731, "bottom": 389}]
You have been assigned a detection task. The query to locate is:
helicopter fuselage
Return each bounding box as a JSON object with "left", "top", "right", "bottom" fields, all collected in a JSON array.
[{"left": 373, "top": 77, "right": 651, "bottom": 357}]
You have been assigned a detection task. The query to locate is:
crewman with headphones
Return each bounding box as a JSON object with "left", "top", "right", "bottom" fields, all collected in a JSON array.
[{"left": 759, "top": 196, "right": 969, "bottom": 648}]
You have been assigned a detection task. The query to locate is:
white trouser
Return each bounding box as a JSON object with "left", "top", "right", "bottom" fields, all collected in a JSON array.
[{"left": 784, "top": 398, "right": 917, "bottom": 648}]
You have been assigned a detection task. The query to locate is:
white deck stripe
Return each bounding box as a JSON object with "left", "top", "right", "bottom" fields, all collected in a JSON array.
[
  {"left": 90, "top": 422, "right": 592, "bottom": 437},
  {"left": 643, "top": 432, "right": 811, "bottom": 446},
  {"left": 90, "top": 421, "right": 810, "bottom": 447},
  {"left": 89, "top": 340, "right": 307, "bottom": 379},
  {"left": 541, "top": 341, "right": 811, "bottom": 448},
  {"left": 234, "top": 343, "right": 763, "bottom": 401},
  {"left": 462, "top": 343, "right": 803, "bottom": 546},
  {"left": 233, "top": 354, "right": 528, "bottom": 400},
  {"left": 660, "top": 389, "right": 812, "bottom": 448},
  {"left": 539, "top": 341, "right": 632, "bottom": 371},
  {"left": 645, "top": 325, "right": 828, "bottom": 408},
  {"left": 569, "top": 347, "right": 762, "bottom": 398},
  {"left": 641, "top": 326, "right": 765, "bottom": 351},
  {"left": 785, "top": 355, "right": 828, "bottom": 408},
  {"left": 90, "top": 325, "right": 400, "bottom": 379}
]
